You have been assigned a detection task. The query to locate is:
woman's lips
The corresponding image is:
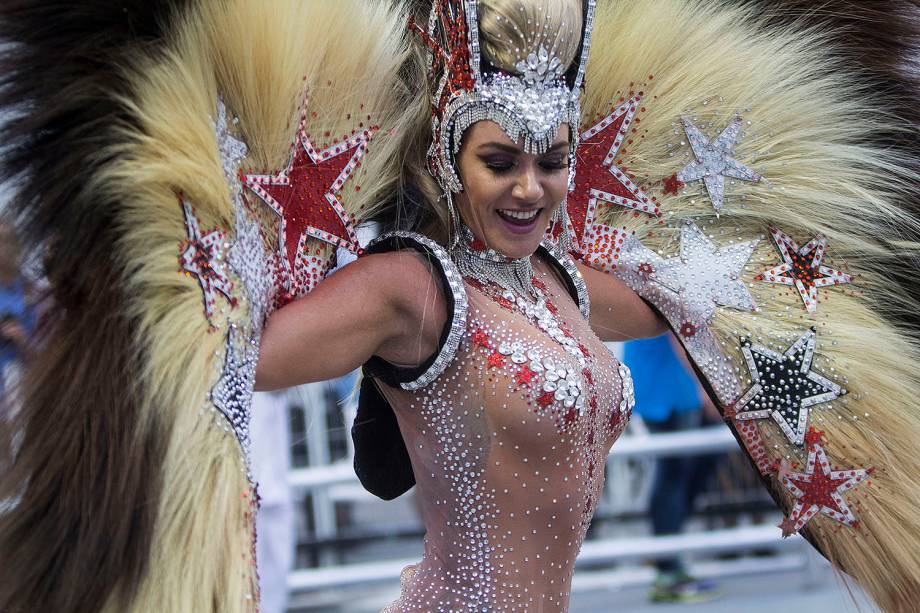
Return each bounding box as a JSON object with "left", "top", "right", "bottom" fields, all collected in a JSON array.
[{"left": 496, "top": 208, "right": 542, "bottom": 235}]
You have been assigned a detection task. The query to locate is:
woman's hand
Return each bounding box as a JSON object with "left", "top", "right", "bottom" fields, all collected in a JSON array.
[{"left": 255, "top": 250, "right": 446, "bottom": 391}]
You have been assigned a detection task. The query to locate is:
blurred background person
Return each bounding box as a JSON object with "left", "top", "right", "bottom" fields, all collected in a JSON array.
[
  {"left": 250, "top": 391, "right": 295, "bottom": 613},
  {"left": 623, "top": 332, "right": 723, "bottom": 604}
]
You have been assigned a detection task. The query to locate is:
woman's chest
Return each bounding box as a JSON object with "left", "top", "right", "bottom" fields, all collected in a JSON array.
[{"left": 442, "top": 284, "right": 632, "bottom": 454}]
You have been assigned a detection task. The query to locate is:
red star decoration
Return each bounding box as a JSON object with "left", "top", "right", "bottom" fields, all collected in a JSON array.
[
  {"left": 582, "top": 368, "right": 594, "bottom": 386},
  {"left": 569, "top": 94, "right": 658, "bottom": 248},
  {"left": 472, "top": 328, "right": 492, "bottom": 349},
  {"left": 487, "top": 352, "right": 505, "bottom": 369},
  {"left": 515, "top": 365, "right": 536, "bottom": 386},
  {"left": 564, "top": 406, "right": 578, "bottom": 426},
  {"left": 545, "top": 301, "right": 558, "bottom": 316},
  {"left": 244, "top": 94, "right": 376, "bottom": 298},
  {"left": 407, "top": 2, "right": 475, "bottom": 116},
  {"left": 778, "top": 429, "right": 872, "bottom": 536},
  {"left": 178, "top": 199, "right": 235, "bottom": 324},
  {"left": 532, "top": 277, "right": 548, "bottom": 292},
  {"left": 662, "top": 173, "right": 685, "bottom": 195},
  {"left": 757, "top": 226, "right": 852, "bottom": 313},
  {"left": 537, "top": 392, "right": 556, "bottom": 409},
  {"left": 637, "top": 261, "right": 655, "bottom": 278}
]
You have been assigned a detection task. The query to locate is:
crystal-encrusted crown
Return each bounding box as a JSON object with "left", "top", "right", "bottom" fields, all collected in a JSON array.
[{"left": 412, "top": 0, "right": 596, "bottom": 194}]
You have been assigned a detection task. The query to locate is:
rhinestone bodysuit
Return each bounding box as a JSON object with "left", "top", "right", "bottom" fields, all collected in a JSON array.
[{"left": 375, "top": 237, "right": 634, "bottom": 612}]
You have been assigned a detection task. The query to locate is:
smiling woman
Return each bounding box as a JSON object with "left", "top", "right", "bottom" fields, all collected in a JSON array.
[
  {"left": 3, "top": 0, "right": 919, "bottom": 611},
  {"left": 455, "top": 122, "right": 570, "bottom": 258}
]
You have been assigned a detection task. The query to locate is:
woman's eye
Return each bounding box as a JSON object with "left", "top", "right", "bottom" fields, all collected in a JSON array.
[
  {"left": 483, "top": 159, "right": 515, "bottom": 173},
  {"left": 539, "top": 157, "right": 568, "bottom": 171}
]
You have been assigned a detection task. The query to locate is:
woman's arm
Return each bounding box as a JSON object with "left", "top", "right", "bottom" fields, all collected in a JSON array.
[
  {"left": 577, "top": 261, "right": 668, "bottom": 342},
  {"left": 255, "top": 250, "right": 446, "bottom": 391}
]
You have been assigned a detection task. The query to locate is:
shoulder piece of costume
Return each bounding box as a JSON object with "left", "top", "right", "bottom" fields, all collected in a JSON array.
[
  {"left": 0, "top": 0, "right": 409, "bottom": 611},
  {"left": 363, "top": 231, "right": 469, "bottom": 391},
  {"left": 566, "top": 1, "right": 920, "bottom": 611}
]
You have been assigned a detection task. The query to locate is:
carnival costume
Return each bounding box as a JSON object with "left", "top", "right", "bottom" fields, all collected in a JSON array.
[{"left": 1, "top": 1, "right": 919, "bottom": 612}]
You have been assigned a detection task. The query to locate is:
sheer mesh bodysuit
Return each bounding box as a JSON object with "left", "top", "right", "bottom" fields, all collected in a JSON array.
[{"left": 377, "top": 254, "right": 634, "bottom": 612}]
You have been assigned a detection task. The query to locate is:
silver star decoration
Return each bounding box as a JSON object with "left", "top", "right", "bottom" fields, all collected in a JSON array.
[
  {"left": 210, "top": 326, "right": 257, "bottom": 458},
  {"left": 677, "top": 116, "right": 762, "bottom": 212},
  {"left": 735, "top": 328, "right": 846, "bottom": 446},
  {"left": 651, "top": 221, "right": 759, "bottom": 325},
  {"left": 213, "top": 98, "right": 249, "bottom": 191}
]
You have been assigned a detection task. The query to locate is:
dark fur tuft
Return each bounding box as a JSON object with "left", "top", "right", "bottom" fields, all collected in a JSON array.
[{"left": 0, "top": 1, "right": 190, "bottom": 611}]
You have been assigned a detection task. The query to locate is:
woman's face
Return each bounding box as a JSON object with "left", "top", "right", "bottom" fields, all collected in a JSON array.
[{"left": 455, "top": 121, "right": 570, "bottom": 259}]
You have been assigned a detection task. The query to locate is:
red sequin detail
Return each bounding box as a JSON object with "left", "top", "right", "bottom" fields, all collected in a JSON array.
[
  {"left": 662, "top": 173, "right": 685, "bottom": 195},
  {"left": 487, "top": 352, "right": 505, "bottom": 369},
  {"left": 515, "top": 365, "right": 537, "bottom": 386}
]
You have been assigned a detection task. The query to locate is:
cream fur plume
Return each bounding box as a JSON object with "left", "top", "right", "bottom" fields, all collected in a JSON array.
[
  {"left": 98, "top": 0, "right": 408, "bottom": 610},
  {"left": 585, "top": 1, "right": 920, "bottom": 611}
]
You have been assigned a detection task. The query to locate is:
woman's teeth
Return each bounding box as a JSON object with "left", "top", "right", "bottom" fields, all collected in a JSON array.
[{"left": 498, "top": 209, "right": 539, "bottom": 221}]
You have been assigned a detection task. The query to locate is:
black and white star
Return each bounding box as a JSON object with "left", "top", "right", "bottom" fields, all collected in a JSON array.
[{"left": 734, "top": 328, "right": 846, "bottom": 446}]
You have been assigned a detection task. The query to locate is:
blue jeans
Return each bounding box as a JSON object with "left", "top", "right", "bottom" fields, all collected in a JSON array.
[{"left": 645, "top": 409, "right": 721, "bottom": 573}]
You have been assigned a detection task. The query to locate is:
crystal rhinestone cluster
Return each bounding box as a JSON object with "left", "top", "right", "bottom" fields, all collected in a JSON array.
[
  {"left": 734, "top": 328, "right": 846, "bottom": 446},
  {"left": 210, "top": 325, "right": 259, "bottom": 462},
  {"left": 778, "top": 429, "right": 872, "bottom": 536},
  {"left": 757, "top": 226, "right": 852, "bottom": 313}
]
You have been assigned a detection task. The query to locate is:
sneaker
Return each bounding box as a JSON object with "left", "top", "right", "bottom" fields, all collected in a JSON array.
[{"left": 648, "top": 571, "right": 722, "bottom": 604}]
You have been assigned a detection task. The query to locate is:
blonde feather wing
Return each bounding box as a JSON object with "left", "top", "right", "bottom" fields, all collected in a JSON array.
[{"left": 577, "top": 1, "right": 920, "bottom": 611}]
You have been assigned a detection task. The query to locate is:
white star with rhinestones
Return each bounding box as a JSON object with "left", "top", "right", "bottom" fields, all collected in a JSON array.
[
  {"left": 734, "top": 328, "right": 846, "bottom": 446},
  {"left": 179, "top": 199, "right": 235, "bottom": 323},
  {"left": 757, "top": 227, "right": 852, "bottom": 313},
  {"left": 677, "top": 116, "right": 762, "bottom": 212},
  {"left": 651, "top": 221, "right": 758, "bottom": 325},
  {"left": 213, "top": 98, "right": 248, "bottom": 191}
]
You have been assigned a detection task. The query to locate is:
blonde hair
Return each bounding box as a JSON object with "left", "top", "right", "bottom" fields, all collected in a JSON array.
[{"left": 479, "top": 0, "right": 584, "bottom": 74}]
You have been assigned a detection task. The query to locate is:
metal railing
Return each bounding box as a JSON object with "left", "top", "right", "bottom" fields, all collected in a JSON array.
[{"left": 278, "top": 383, "right": 805, "bottom": 600}]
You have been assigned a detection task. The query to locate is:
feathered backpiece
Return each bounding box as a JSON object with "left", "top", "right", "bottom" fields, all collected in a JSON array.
[
  {"left": 571, "top": 1, "right": 920, "bottom": 611},
  {"left": 0, "top": 0, "right": 408, "bottom": 611},
  {"left": 1, "top": 0, "right": 919, "bottom": 612}
]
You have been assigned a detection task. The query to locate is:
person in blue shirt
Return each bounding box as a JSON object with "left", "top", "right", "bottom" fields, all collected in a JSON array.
[
  {"left": 623, "top": 332, "right": 722, "bottom": 603},
  {"left": 0, "top": 221, "right": 34, "bottom": 401}
]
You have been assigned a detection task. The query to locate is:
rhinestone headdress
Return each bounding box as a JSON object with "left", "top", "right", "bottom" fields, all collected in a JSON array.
[{"left": 411, "top": 0, "right": 596, "bottom": 195}]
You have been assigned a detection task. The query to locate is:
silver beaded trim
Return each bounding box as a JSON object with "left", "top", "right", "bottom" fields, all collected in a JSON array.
[
  {"left": 540, "top": 238, "right": 590, "bottom": 320},
  {"left": 368, "top": 231, "right": 469, "bottom": 392}
]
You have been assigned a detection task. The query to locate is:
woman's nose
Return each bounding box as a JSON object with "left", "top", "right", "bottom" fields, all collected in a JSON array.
[{"left": 511, "top": 164, "right": 544, "bottom": 203}]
